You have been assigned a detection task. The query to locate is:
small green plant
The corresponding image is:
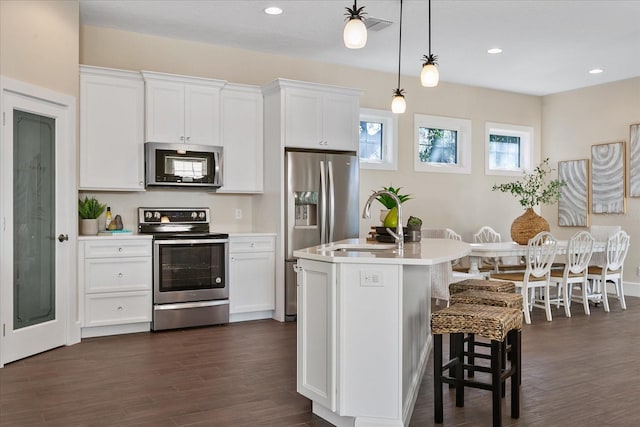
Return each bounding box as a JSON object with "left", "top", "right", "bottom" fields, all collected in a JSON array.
[
  {"left": 78, "top": 196, "right": 106, "bottom": 219},
  {"left": 375, "top": 186, "right": 411, "bottom": 209},
  {"left": 407, "top": 216, "right": 423, "bottom": 229},
  {"left": 491, "top": 158, "right": 565, "bottom": 209}
]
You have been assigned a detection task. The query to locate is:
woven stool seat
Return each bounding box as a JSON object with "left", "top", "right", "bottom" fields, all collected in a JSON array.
[
  {"left": 431, "top": 303, "right": 522, "bottom": 342},
  {"left": 449, "top": 279, "right": 516, "bottom": 295},
  {"left": 432, "top": 304, "right": 522, "bottom": 426},
  {"left": 450, "top": 289, "right": 523, "bottom": 310}
]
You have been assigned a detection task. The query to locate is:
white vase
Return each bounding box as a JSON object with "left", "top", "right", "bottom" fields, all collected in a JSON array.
[{"left": 80, "top": 218, "right": 99, "bottom": 235}]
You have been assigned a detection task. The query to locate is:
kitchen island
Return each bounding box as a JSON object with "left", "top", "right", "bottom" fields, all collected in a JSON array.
[{"left": 293, "top": 238, "right": 470, "bottom": 427}]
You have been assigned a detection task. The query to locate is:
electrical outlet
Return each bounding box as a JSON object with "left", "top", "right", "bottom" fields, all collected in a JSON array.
[
  {"left": 360, "top": 270, "right": 383, "bottom": 287},
  {"left": 235, "top": 208, "right": 242, "bottom": 219}
]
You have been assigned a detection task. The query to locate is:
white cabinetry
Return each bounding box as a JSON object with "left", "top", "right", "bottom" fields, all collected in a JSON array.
[
  {"left": 229, "top": 234, "right": 275, "bottom": 322},
  {"left": 79, "top": 65, "right": 145, "bottom": 191},
  {"left": 79, "top": 237, "right": 152, "bottom": 338},
  {"left": 218, "top": 84, "right": 264, "bottom": 193},
  {"left": 296, "top": 259, "right": 337, "bottom": 410},
  {"left": 263, "top": 79, "right": 361, "bottom": 151},
  {"left": 142, "top": 71, "right": 226, "bottom": 146}
]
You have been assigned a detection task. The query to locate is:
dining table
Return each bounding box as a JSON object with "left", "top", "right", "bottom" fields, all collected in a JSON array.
[{"left": 467, "top": 240, "right": 607, "bottom": 275}]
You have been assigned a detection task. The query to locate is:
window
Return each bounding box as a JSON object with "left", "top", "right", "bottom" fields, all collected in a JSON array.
[
  {"left": 359, "top": 108, "right": 397, "bottom": 170},
  {"left": 414, "top": 114, "right": 471, "bottom": 174},
  {"left": 485, "top": 122, "right": 533, "bottom": 176}
]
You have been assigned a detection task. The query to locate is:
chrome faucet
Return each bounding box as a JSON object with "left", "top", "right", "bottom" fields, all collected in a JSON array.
[{"left": 362, "top": 190, "right": 404, "bottom": 250}]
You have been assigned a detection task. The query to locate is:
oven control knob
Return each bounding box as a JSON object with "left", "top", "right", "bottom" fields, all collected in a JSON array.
[
  {"left": 215, "top": 277, "right": 222, "bottom": 284},
  {"left": 145, "top": 211, "right": 153, "bottom": 220},
  {"left": 153, "top": 211, "right": 161, "bottom": 219},
  {"left": 199, "top": 212, "right": 206, "bottom": 219},
  {"left": 191, "top": 212, "right": 198, "bottom": 219}
]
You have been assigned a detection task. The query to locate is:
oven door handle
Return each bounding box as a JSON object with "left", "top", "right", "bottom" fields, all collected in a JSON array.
[{"left": 154, "top": 239, "right": 229, "bottom": 245}]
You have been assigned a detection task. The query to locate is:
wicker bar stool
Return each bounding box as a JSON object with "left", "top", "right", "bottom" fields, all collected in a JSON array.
[
  {"left": 449, "top": 278, "right": 516, "bottom": 295},
  {"left": 449, "top": 290, "right": 524, "bottom": 382},
  {"left": 432, "top": 303, "right": 522, "bottom": 427}
]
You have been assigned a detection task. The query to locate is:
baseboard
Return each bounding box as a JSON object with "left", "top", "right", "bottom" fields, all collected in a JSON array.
[{"left": 621, "top": 281, "right": 640, "bottom": 297}]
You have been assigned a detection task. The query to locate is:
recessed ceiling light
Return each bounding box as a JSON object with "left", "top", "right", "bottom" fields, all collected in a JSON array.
[
  {"left": 589, "top": 68, "right": 604, "bottom": 74},
  {"left": 487, "top": 48, "right": 503, "bottom": 54},
  {"left": 264, "top": 6, "right": 283, "bottom": 15}
]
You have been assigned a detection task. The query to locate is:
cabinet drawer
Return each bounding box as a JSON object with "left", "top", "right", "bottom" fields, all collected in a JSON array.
[
  {"left": 85, "top": 291, "right": 152, "bottom": 327},
  {"left": 85, "top": 258, "right": 151, "bottom": 293},
  {"left": 84, "top": 239, "right": 152, "bottom": 258},
  {"left": 229, "top": 236, "right": 275, "bottom": 253}
]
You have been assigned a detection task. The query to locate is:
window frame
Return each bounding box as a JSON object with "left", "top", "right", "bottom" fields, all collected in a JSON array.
[
  {"left": 485, "top": 122, "right": 534, "bottom": 176},
  {"left": 358, "top": 108, "right": 398, "bottom": 171},
  {"left": 414, "top": 114, "right": 472, "bottom": 174}
]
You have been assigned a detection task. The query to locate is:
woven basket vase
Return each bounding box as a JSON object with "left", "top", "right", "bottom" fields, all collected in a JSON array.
[{"left": 510, "top": 208, "right": 550, "bottom": 245}]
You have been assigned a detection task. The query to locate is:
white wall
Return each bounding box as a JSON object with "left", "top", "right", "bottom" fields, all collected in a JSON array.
[{"left": 542, "top": 77, "right": 640, "bottom": 287}]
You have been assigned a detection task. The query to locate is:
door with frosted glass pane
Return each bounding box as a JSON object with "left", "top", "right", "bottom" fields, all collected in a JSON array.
[{"left": 1, "top": 90, "right": 72, "bottom": 365}]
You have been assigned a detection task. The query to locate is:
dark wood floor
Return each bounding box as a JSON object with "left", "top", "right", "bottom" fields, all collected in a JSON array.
[{"left": 2, "top": 297, "right": 640, "bottom": 426}]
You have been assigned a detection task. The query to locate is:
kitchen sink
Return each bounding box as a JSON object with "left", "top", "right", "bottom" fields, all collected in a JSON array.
[{"left": 328, "top": 243, "right": 396, "bottom": 252}]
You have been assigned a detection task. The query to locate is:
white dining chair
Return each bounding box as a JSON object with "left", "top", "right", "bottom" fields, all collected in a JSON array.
[
  {"left": 490, "top": 231, "right": 558, "bottom": 324},
  {"left": 473, "top": 226, "right": 501, "bottom": 272},
  {"left": 586, "top": 229, "right": 630, "bottom": 312},
  {"left": 548, "top": 231, "right": 595, "bottom": 317},
  {"left": 588, "top": 225, "right": 621, "bottom": 266}
]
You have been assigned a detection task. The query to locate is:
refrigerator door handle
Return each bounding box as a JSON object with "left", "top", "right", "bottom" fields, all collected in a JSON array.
[
  {"left": 327, "top": 160, "right": 335, "bottom": 243},
  {"left": 319, "top": 160, "right": 327, "bottom": 244}
]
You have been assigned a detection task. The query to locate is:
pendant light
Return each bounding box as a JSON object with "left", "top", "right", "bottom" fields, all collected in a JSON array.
[
  {"left": 420, "top": 0, "right": 439, "bottom": 87},
  {"left": 391, "top": 0, "right": 406, "bottom": 114},
  {"left": 343, "top": 0, "right": 367, "bottom": 49}
]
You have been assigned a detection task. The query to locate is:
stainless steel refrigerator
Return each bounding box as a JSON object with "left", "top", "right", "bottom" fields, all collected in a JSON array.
[{"left": 284, "top": 149, "right": 360, "bottom": 320}]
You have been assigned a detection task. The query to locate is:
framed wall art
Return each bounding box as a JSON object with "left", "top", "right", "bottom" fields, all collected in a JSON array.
[
  {"left": 628, "top": 123, "right": 640, "bottom": 197},
  {"left": 558, "top": 159, "right": 589, "bottom": 227},
  {"left": 591, "top": 141, "right": 625, "bottom": 214}
]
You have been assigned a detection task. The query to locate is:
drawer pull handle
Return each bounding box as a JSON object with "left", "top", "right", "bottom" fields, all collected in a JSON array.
[
  {"left": 117, "top": 306, "right": 123, "bottom": 311},
  {"left": 118, "top": 247, "right": 123, "bottom": 252},
  {"left": 251, "top": 243, "right": 255, "bottom": 248},
  {"left": 117, "top": 273, "right": 123, "bottom": 278}
]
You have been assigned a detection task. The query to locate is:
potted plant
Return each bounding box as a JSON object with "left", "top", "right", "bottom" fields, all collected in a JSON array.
[
  {"left": 407, "top": 216, "right": 423, "bottom": 242},
  {"left": 374, "top": 186, "right": 411, "bottom": 227},
  {"left": 491, "top": 158, "right": 565, "bottom": 244},
  {"left": 78, "top": 196, "right": 106, "bottom": 235}
]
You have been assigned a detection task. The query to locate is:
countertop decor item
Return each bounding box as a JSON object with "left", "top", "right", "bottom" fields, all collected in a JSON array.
[
  {"left": 374, "top": 186, "right": 411, "bottom": 227},
  {"left": 492, "top": 158, "right": 565, "bottom": 244},
  {"left": 407, "top": 216, "right": 423, "bottom": 242},
  {"left": 78, "top": 196, "right": 106, "bottom": 235}
]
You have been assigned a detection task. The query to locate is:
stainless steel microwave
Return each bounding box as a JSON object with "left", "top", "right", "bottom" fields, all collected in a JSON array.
[{"left": 145, "top": 142, "right": 223, "bottom": 189}]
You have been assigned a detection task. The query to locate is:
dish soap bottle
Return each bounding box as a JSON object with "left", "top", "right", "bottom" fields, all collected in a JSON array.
[{"left": 105, "top": 207, "right": 112, "bottom": 230}]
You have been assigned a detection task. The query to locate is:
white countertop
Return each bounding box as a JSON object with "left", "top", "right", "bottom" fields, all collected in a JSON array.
[{"left": 294, "top": 238, "right": 470, "bottom": 265}]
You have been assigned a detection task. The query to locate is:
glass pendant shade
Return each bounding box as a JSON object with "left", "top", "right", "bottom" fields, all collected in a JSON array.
[
  {"left": 391, "top": 94, "right": 406, "bottom": 114},
  {"left": 344, "top": 18, "right": 367, "bottom": 49},
  {"left": 420, "top": 63, "right": 439, "bottom": 87}
]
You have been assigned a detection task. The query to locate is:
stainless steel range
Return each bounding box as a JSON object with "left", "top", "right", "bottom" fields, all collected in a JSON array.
[{"left": 138, "top": 207, "right": 229, "bottom": 331}]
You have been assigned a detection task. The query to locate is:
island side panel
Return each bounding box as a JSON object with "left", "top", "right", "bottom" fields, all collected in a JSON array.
[
  {"left": 296, "top": 259, "right": 337, "bottom": 411},
  {"left": 401, "top": 264, "right": 432, "bottom": 422},
  {"left": 338, "top": 263, "right": 402, "bottom": 419}
]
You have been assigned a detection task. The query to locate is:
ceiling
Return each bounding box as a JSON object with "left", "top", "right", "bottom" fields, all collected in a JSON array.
[{"left": 79, "top": 0, "right": 640, "bottom": 96}]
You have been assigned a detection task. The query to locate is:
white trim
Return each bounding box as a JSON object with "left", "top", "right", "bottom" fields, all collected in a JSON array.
[
  {"left": 485, "top": 121, "right": 534, "bottom": 176},
  {"left": 359, "top": 108, "right": 398, "bottom": 171},
  {"left": 414, "top": 114, "right": 472, "bottom": 174}
]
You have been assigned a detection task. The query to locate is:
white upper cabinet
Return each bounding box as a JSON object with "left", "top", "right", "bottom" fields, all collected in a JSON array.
[
  {"left": 79, "top": 65, "right": 145, "bottom": 191},
  {"left": 263, "top": 79, "right": 361, "bottom": 152},
  {"left": 218, "top": 84, "right": 264, "bottom": 193},
  {"left": 142, "top": 71, "right": 226, "bottom": 146}
]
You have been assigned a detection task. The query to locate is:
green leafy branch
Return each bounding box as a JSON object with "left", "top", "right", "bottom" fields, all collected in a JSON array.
[{"left": 491, "top": 158, "right": 565, "bottom": 209}]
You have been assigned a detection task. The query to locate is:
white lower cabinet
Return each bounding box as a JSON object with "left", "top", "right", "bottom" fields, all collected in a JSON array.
[
  {"left": 229, "top": 234, "right": 276, "bottom": 322},
  {"left": 79, "top": 237, "right": 152, "bottom": 338}
]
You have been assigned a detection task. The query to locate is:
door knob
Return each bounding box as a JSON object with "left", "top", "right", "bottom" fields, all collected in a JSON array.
[{"left": 57, "top": 234, "right": 69, "bottom": 242}]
